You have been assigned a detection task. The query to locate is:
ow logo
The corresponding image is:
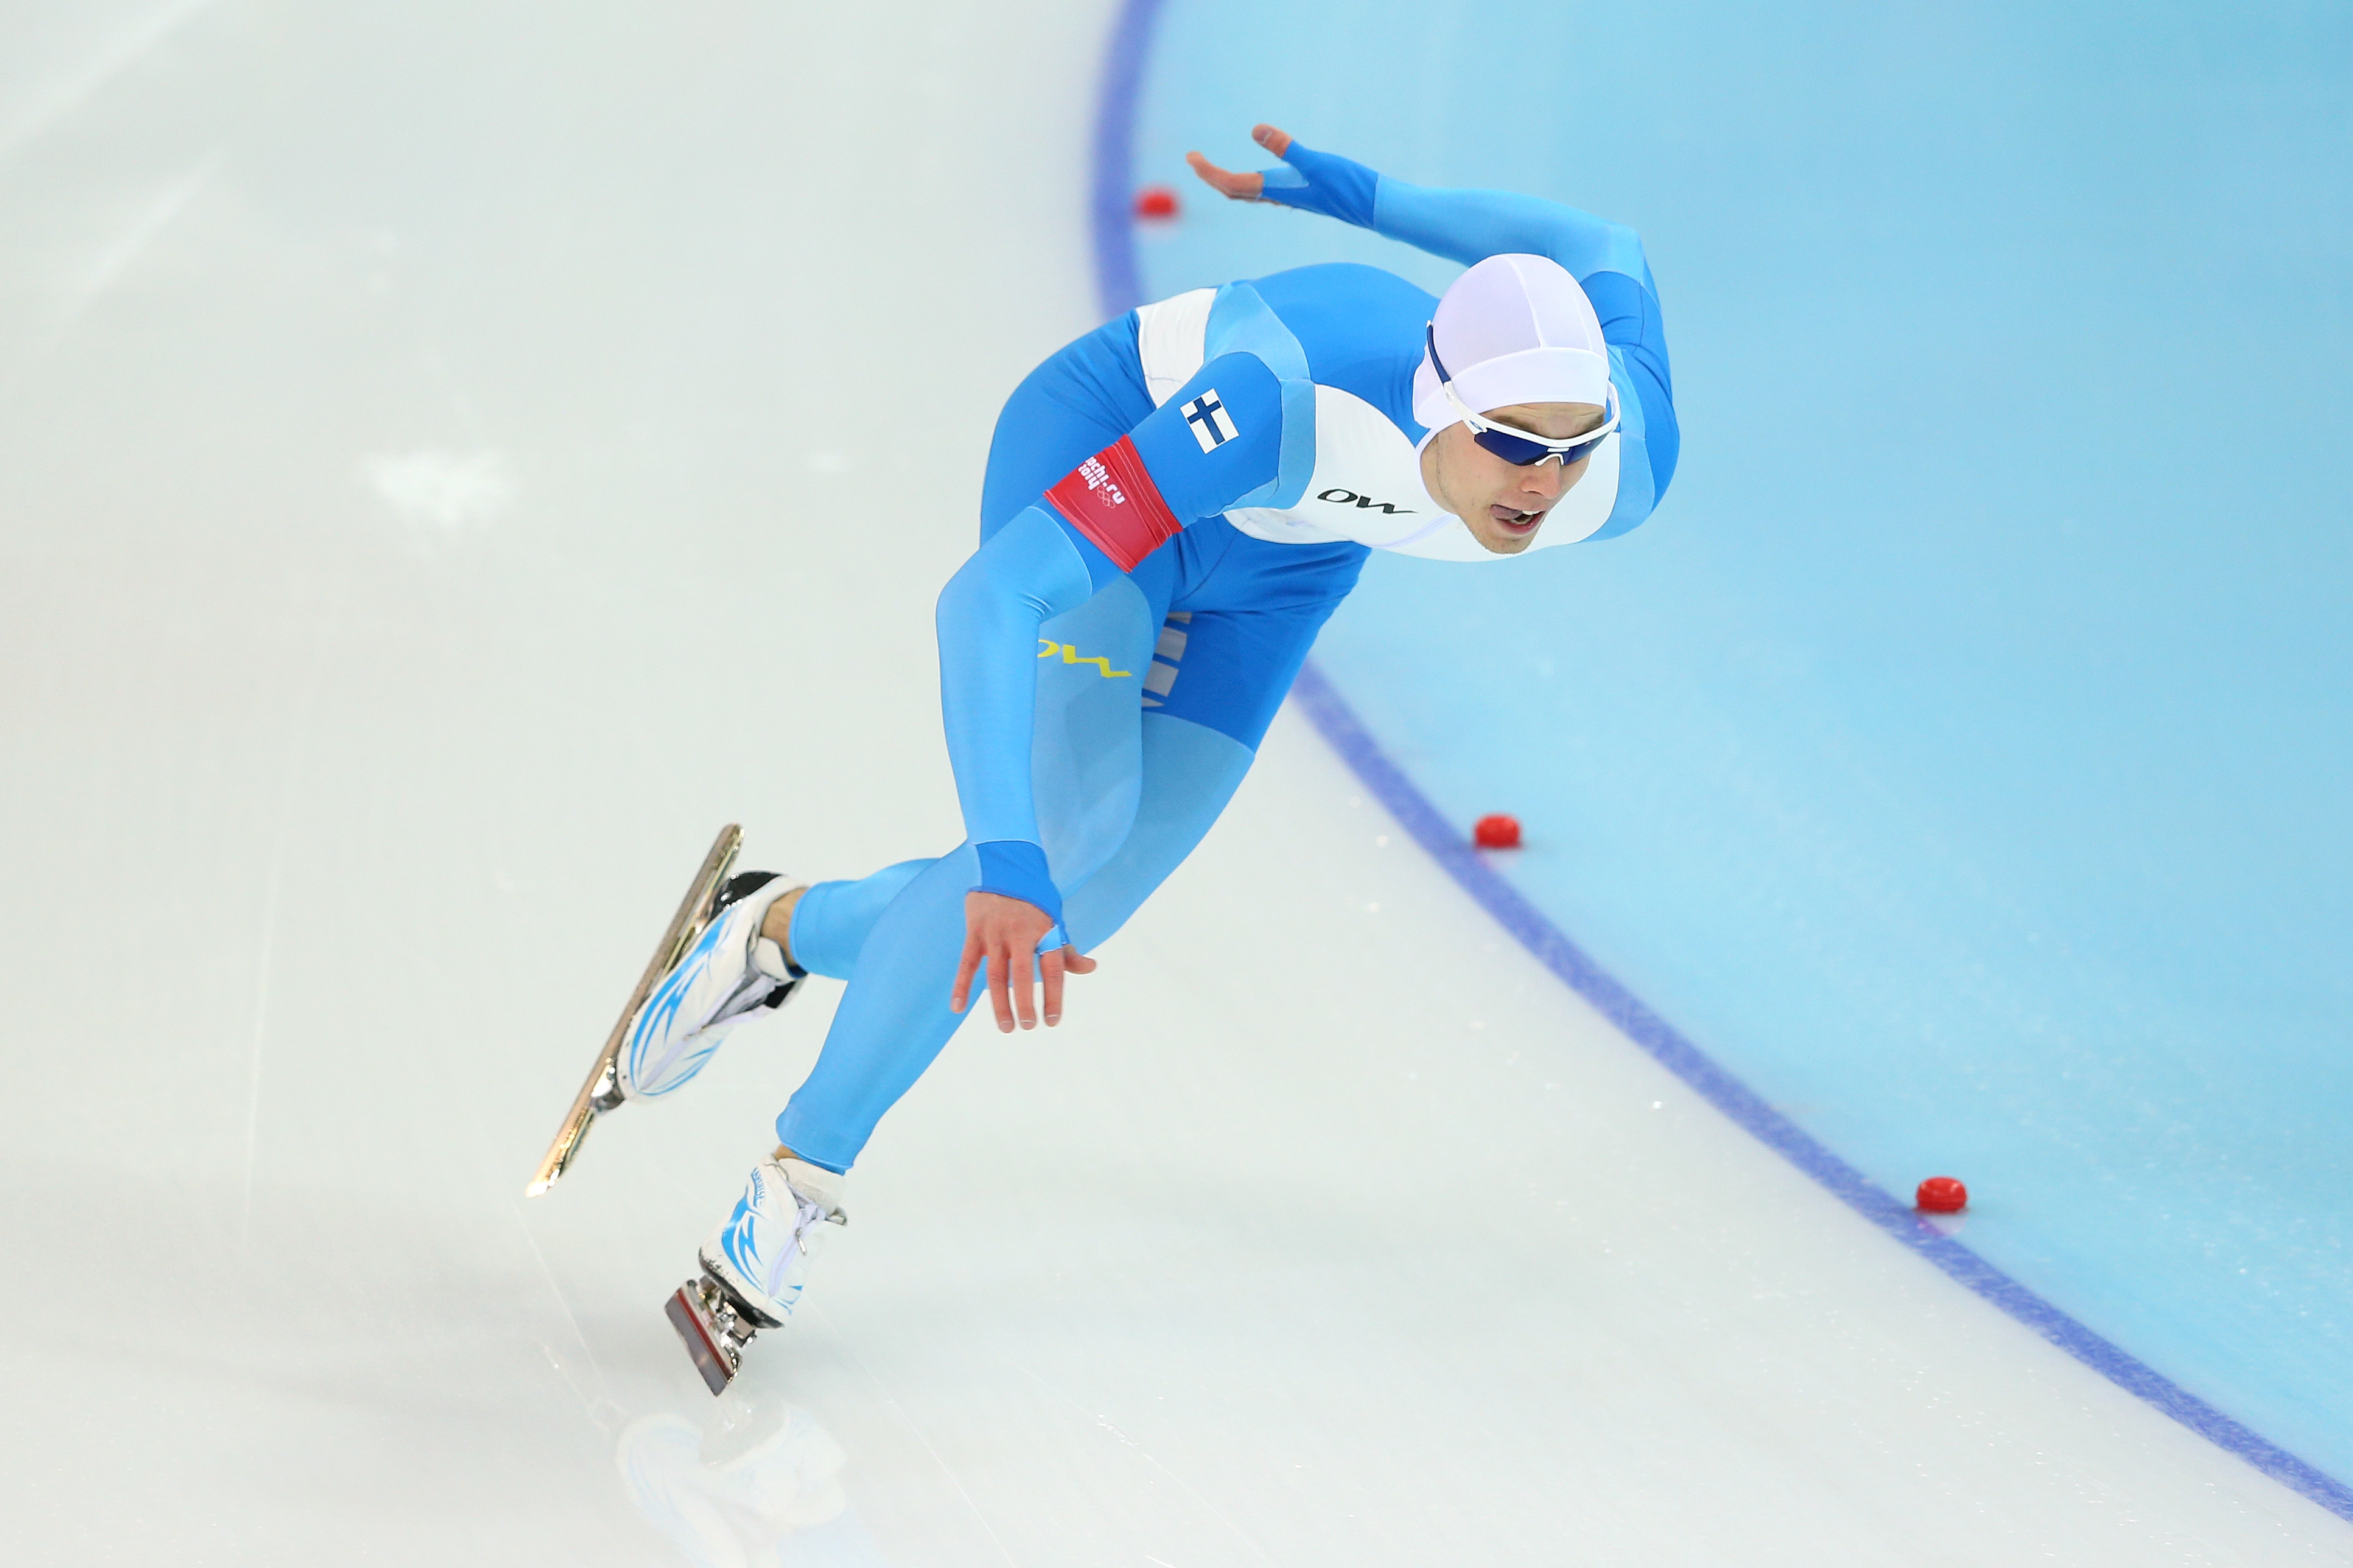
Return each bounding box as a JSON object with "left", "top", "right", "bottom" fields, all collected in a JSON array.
[
  {"left": 1316, "top": 487, "right": 1415, "bottom": 515},
  {"left": 1038, "top": 639, "right": 1132, "bottom": 678}
]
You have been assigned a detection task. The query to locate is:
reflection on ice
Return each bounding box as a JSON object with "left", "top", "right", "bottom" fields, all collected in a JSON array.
[
  {"left": 362, "top": 448, "right": 514, "bottom": 531},
  {"left": 616, "top": 1390, "right": 889, "bottom": 1567}
]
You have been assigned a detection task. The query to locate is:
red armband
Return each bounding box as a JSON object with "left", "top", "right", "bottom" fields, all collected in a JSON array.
[{"left": 1043, "top": 436, "right": 1183, "bottom": 573}]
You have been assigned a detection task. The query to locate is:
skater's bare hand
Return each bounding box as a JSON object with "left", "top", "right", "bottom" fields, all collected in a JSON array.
[
  {"left": 1185, "top": 124, "right": 1294, "bottom": 202},
  {"left": 953, "top": 892, "right": 1097, "bottom": 1033}
]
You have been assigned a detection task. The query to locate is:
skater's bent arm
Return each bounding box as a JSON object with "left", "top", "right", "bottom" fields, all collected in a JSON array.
[
  {"left": 936, "top": 505, "right": 1094, "bottom": 874},
  {"left": 939, "top": 354, "right": 1286, "bottom": 871},
  {"left": 936, "top": 509, "right": 1100, "bottom": 1034},
  {"left": 937, "top": 352, "right": 1289, "bottom": 1030}
]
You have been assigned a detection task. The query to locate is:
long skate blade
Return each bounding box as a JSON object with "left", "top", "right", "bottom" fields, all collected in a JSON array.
[
  {"left": 525, "top": 824, "right": 743, "bottom": 1197},
  {"left": 666, "top": 1283, "right": 742, "bottom": 1395}
]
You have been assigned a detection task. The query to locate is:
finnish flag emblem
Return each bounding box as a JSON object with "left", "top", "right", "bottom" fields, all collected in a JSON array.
[{"left": 1181, "top": 390, "right": 1240, "bottom": 453}]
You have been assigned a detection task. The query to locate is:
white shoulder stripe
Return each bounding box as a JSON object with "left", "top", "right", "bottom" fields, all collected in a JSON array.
[{"left": 1135, "top": 288, "right": 1214, "bottom": 407}]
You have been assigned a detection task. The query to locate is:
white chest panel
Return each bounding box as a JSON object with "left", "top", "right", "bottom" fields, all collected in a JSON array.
[
  {"left": 1227, "top": 384, "right": 1443, "bottom": 549},
  {"left": 1133, "top": 288, "right": 1621, "bottom": 561}
]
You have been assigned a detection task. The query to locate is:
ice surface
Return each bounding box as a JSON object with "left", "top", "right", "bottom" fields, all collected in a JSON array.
[{"left": 0, "top": 1, "right": 2348, "bottom": 1563}]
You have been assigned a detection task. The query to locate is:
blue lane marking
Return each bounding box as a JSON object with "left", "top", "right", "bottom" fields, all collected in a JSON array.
[
  {"left": 1085, "top": 0, "right": 2353, "bottom": 1524},
  {"left": 1085, "top": 0, "right": 1170, "bottom": 335},
  {"left": 1287, "top": 661, "right": 2353, "bottom": 1522}
]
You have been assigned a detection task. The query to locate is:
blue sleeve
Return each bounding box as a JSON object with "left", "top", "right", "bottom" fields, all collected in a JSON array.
[
  {"left": 934, "top": 504, "right": 1094, "bottom": 927},
  {"left": 1258, "top": 140, "right": 1649, "bottom": 292},
  {"left": 934, "top": 350, "right": 1292, "bottom": 929},
  {"left": 1257, "top": 141, "right": 1679, "bottom": 505},
  {"left": 1029, "top": 347, "right": 1293, "bottom": 582},
  {"left": 1127, "top": 350, "right": 1289, "bottom": 516}
]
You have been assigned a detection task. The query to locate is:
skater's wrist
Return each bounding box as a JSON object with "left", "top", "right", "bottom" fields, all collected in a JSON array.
[{"left": 970, "top": 839, "right": 1062, "bottom": 925}]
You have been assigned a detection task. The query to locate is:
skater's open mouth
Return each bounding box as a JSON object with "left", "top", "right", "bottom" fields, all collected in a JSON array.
[{"left": 1490, "top": 504, "right": 1547, "bottom": 532}]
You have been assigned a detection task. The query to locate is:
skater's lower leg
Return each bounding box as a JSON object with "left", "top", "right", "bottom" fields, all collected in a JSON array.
[
  {"left": 768, "top": 726, "right": 1251, "bottom": 1169},
  {"left": 782, "top": 858, "right": 934, "bottom": 978},
  {"left": 627, "top": 845, "right": 1024, "bottom": 1135},
  {"left": 772, "top": 851, "right": 981, "bottom": 1171}
]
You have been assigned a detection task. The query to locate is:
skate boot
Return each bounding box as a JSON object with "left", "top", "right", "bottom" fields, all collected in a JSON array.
[
  {"left": 666, "top": 1153, "right": 847, "bottom": 1394},
  {"left": 617, "top": 872, "right": 805, "bottom": 1102}
]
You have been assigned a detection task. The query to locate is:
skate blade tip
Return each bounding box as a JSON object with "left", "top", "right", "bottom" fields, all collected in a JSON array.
[{"left": 523, "top": 1180, "right": 550, "bottom": 1198}]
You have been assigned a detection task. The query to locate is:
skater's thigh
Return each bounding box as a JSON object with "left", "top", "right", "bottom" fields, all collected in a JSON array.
[
  {"left": 1061, "top": 711, "right": 1255, "bottom": 952},
  {"left": 979, "top": 315, "right": 1156, "bottom": 540},
  {"left": 1057, "top": 590, "right": 1354, "bottom": 944},
  {"left": 1030, "top": 573, "right": 1177, "bottom": 893}
]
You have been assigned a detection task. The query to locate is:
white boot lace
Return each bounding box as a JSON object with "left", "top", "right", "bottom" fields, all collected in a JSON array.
[{"left": 762, "top": 1185, "right": 841, "bottom": 1300}]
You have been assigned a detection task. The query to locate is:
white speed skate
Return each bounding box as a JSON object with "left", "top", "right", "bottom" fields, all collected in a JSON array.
[
  {"left": 528, "top": 828, "right": 808, "bottom": 1198},
  {"left": 617, "top": 870, "right": 804, "bottom": 1100},
  {"left": 666, "top": 1154, "right": 847, "bottom": 1394}
]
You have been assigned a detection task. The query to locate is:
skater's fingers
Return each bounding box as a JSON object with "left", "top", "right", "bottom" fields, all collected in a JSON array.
[
  {"left": 1042, "top": 946, "right": 1093, "bottom": 1028},
  {"left": 1251, "top": 122, "right": 1293, "bottom": 157},
  {"left": 952, "top": 926, "right": 986, "bottom": 1014},
  {"left": 1186, "top": 149, "right": 1264, "bottom": 201},
  {"left": 987, "top": 938, "right": 1018, "bottom": 1033},
  {"left": 1041, "top": 947, "right": 1065, "bottom": 1027},
  {"left": 1012, "top": 944, "right": 1040, "bottom": 1031}
]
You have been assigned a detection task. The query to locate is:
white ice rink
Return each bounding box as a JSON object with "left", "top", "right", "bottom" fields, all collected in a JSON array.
[{"left": 4, "top": 2, "right": 2352, "bottom": 1563}]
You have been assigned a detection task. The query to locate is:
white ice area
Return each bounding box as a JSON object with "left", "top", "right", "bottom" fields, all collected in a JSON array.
[{"left": 1, "top": 2, "right": 2349, "bottom": 1563}]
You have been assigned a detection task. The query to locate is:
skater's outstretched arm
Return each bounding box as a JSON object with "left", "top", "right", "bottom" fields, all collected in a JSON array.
[
  {"left": 1192, "top": 125, "right": 1651, "bottom": 284},
  {"left": 935, "top": 349, "right": 1292, "bottom": 1030},
  {"left": 1189, "top": 125, "right": 1677, "bottom": 501}
]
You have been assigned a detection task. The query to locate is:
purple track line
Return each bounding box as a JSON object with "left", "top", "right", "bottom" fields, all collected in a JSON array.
[{"left": 1086, "top": 0, "right": 2353, "bottom": 1522}]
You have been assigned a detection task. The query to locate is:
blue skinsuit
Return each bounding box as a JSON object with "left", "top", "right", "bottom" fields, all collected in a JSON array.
[{"left": 772, "top": 144, "right": 1678, "bottom": 1172}]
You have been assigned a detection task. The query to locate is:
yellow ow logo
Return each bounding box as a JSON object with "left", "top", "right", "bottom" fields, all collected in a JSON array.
[{"left": 1038, "top": 639, "right": 1133, "bottom": 678}]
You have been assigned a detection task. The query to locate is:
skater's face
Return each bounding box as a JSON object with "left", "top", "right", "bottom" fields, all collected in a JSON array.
[{"left": 1419, "top": 401, "right": 1609, "bottom": 555}]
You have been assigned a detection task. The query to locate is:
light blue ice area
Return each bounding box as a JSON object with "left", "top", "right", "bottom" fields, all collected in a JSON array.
[{"left": 1128, "top": 0, "right": 2353, "bottom": 1481}]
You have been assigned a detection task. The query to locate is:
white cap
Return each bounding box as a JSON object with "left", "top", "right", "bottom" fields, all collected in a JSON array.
[{"left": 1411, "top": 254, "right": 1611, "bottom": 439}]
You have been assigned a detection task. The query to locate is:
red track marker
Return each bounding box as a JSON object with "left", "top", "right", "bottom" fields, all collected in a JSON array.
[
  {"left": 1474, "top": 814, "right": 1522, "bottom": 849},
  {"left": 1916, "top": 1176, "right": 1968, "bottom": 1213}
]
